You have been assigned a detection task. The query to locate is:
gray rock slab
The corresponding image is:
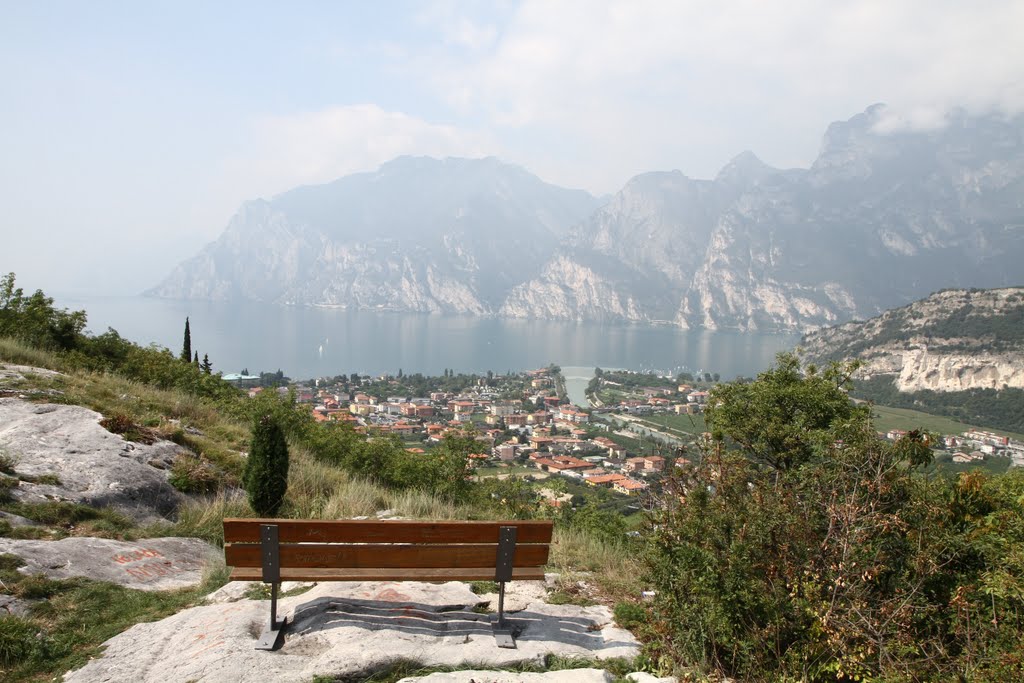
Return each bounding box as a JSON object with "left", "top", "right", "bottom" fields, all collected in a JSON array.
[
  {"left": 0, "top": 594, "right": 31, "bottom": 617},
  {"left": 0, "top": 397, "right": 186, "bottom": 521},
  {"left": 0, "top": 364, "right": 63, "bottom": 382},
  {"left": 64, "top": 581, "right": 639, "bottom": 683},
  {"left": 205, "top": 581, "right": 316, "bottom": 604},
  {"left": 0, "top": 536, "right": 218, "bottom": 591},
  {"left": 0, "top": 510, "right": 40, "bottom": 527},
  {"left": 398, "top": 670, "right": 614, "bottom": 683},
  {"left": 479, "top": 581, "right": 549, "bottom": 613},
  {"left": 626, "top": 673, "right": 678, "bottom": 683}
]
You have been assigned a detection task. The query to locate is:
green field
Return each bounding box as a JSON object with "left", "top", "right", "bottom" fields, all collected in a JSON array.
[
  {"left": 474, "top": 463, "right": 538, "bottom": 478},
  {"left": 634, "top": 412, "right": 707, "bottom": 436},
  {"left": 868, "top": 404, "right": 1024, "bottom": 441}
]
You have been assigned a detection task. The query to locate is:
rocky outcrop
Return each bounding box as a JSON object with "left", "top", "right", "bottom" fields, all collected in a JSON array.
[
  {"left": 499, "top": 256, "right": 646, "bottom": 322},
  {"left": 800, "top": 287, "right": 1024, "bottom": 392},
  {"left": 64, "top": 581, "right": 640, "bottom": 683},
  {"left": 152, "top": 108, "right": 1024, "bottom": 332},
  {"left": 0, "top": 536, "right": 218, "bottom": 591},
  {"left": 0, "top": 396, "right": 186, "bottom": 521}
]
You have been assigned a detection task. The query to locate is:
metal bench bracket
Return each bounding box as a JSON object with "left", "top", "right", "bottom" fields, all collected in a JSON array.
[
  {"left": 493, "top": 525, "right": 518, "bottom": 648},
  {"left": 255, "top": 524, "right": 288, "bottom": 650}
]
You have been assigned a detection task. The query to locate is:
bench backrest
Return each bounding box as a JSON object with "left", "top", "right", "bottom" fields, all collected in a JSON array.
[{"left": 223, "top": 518, "right": 553, "bottom": 574}]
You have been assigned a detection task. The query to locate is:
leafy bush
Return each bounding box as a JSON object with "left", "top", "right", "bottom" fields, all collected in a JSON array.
[
  {"left": 643, "top": 356, "right": 1024, "bottom": 681},
  {"left": 613, "top": 601, "right": 647, "bottom": 630}
]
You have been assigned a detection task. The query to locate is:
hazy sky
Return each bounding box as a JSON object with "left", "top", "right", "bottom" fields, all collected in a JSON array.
[{"left": 3, "top": 1, "right": 1022, "bottom": 296}]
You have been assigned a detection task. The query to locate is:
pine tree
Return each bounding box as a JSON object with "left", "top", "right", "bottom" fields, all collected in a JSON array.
[
  {"left": 201, "top": 354, "right": 212, "bottom": 374},
  {"left": 244, "top": 414, "right": 290, "bottom": 516},
  {"left": 181, "top": 317, "right": 192, "bottom": 362}
]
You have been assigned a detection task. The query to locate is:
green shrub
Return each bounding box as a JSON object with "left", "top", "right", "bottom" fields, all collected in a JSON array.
[
  {"left": 0, "top": 552, "right": 26, "bottom": 585},
  {"left": 243, "top": 414, "right": 290, "bottom": 516},
  {"left": 613, "top": 601, "right": 646, "bottom": 631},
  {"left": 168, "top": 453, "right": 222, "bottom": 494},
  {"left": 0, "top": 616, "right": 50, "bottom": 668},
  {"left": 98, "top": 413, "right": 156, "bottom": 444},
  {"left": 0, "top": 449, "right": 17, "bottom": 475},
  {"left": 14, "top": 574, "right": 68, "bottom": 600}
]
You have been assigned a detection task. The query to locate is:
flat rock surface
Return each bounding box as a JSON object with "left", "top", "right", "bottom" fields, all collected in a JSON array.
[
  {"left": 65, "top": 581, "right": 639, "bottom": 683},
  {"left": 479, "top": 580, "right": 549, "bottom": 613},
  {"left": 398, "top": 670, "right": 615, "bottom": 683},
  {"left": 0, "top": 594, "right": 31, "bottom": 617},
  {"left": 0, "top": 397, "right": 185, "bottom": 521},
  {"left": 0, "top": 364, "right": 63, "bottom": 381},
  {"left": 0, "top": 536, "right": 218, "bottom": 591}
]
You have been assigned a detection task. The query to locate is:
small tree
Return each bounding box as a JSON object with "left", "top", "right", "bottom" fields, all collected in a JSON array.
[
  {"left": 244, "top": 414, "right": 290, "bottom": 516},
  {"left": 201, "top": 353, "right": 212, "bottom": 374},
  {"left": 193, "top": 351, "right": 199, "bottom": 366},
  {"left": 181, "top": 317, "right": 192, "bottom": 362}
]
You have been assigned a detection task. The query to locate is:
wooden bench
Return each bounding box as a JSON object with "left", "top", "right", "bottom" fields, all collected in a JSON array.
[{"left": 223, "top": 518, "right": 554, "bottom": 650}]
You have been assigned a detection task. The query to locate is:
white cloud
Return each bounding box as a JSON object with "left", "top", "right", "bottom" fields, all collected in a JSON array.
[{"left": 420, "top": 0, "right": 1024, "bottom": 186}]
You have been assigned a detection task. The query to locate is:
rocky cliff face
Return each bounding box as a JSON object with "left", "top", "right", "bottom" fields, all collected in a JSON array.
[
  {"left": 151, "top": 107, "right": 1024, "bottom": 331},
  {"left": 149, "top": 157, "right": 601, "bottom": 314},
  {"left": 800, "top": 288, "right": 1024, "bottom": 392}
]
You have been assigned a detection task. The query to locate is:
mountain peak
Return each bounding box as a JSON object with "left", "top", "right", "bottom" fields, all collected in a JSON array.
[{"left": 715, "top": 150, "right": 777, "bottom": 186}]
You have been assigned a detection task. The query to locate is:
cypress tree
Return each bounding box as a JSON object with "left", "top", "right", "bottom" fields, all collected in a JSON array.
[
  {"left": 244, "top": 414, "right": 290, "bottom": 516},
  {"left": 193, "top": 351, "right": 199, "bottom": 366},
  {"left": 181, "top": 317, "right": 192, "bottom": 362}
]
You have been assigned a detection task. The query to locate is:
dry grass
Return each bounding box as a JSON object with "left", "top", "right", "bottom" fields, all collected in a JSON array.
[
  {"left": 283, "top": 447, "right": 478, "bottom": 521},
  {"left": 550, "top": 527, "right": 645, "bottom": 602}
]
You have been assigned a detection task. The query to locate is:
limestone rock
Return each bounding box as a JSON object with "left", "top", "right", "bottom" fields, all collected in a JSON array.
[
  {"left": 64, "top": 581, "right": 639, "bottom": 683},
  {"left": 626, "top": 673, "right": 678, "bottom": 683},
  {"left": 0, "top": 397, "right": 186, "bottom": 521},
  {"left": 800, "top": 287, "right": 1024, "bottom": 392},
  {"left": 0, "top": 510, "right": 40, "bottom": 527},
  {"left": 0, "top": 536, "right": 218, "bottom": 591},
  {"left": 205, "top": 581, "right": 317, "bottom": 604},
  {"left": 478, "top": 580, "right": 548, "bottom": 613},
  {"left": 0, "top": 594, "right": 31, "bottom": 617},
  {"left": 398, "top": 670, "right": 615, "bottom": 683}
]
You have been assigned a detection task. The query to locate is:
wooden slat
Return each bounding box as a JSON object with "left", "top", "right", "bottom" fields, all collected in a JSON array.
[
  {"left": 225, "top": 542, "right": 549, "bottom": 569},
  {"left": 223, "top": 519, "right": 553, "bottom": 544},
  {"left": 228, "top": 566, "right": 547, "bottom": 583}
]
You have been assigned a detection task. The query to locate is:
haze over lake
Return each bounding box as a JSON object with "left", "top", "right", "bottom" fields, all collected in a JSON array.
[{"left": 57, "top": 295, "right": 797, "bottom": 384}]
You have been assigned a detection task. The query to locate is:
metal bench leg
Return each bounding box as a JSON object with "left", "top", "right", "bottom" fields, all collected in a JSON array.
[
  {"left": 492, "top": 526, "right": 517, "bottom": 648},
  {"left": 255, "top": 524, "right": 288, "bottom": 650}
]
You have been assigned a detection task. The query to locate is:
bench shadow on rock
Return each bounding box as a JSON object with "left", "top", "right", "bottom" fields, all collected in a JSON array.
[{"left": 285, "top": 596, "right": 634, "bottom": 651}]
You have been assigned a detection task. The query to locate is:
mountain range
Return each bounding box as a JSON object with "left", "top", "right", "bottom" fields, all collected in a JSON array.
[{"left": 149, "top": 105, "right": 1024, "bottom": 331}]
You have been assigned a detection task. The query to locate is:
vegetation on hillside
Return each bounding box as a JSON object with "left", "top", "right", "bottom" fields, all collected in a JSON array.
[
  {"left": 853, "top": 376, "right": 1024, "bottom": 434},
  {"left": 638, "top": 353, "right": 1024, "bottom": 681},
  {"left": 2, "top": 274, "right": 1023, "bottom": 682}
]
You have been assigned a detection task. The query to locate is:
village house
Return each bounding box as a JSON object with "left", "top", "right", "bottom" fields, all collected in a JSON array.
[
  {"left": 494, "top": 444, "right": 517, "bottom": 461},
  {"left": 613, "top": 478, "right": 649, "bottom": 495},
  {"left": 558, "top": 405, "right": 590, "bottom": 423},
  {"left": 585, "top": 473, "right": 628, "bottom": 488},
  {"left": 531, "top": 455, "right": 592, "bottom": 474}
]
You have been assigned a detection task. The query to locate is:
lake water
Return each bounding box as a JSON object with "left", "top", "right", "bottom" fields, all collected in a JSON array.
[{"left": 55, "top": 295, "right": 797, "bottom": 386}]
